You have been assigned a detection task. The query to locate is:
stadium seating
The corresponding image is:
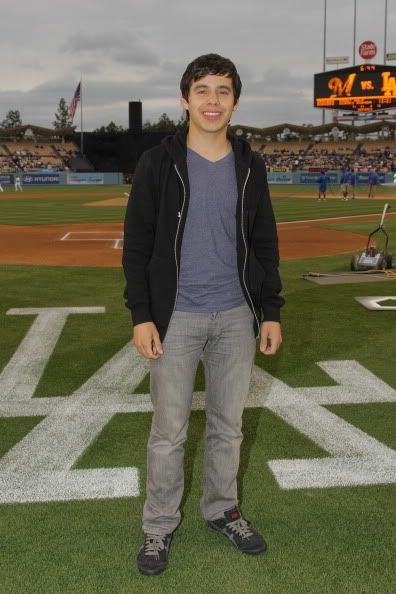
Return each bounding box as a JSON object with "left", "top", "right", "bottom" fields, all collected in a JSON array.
[
  {"left": 0, "top": 142, "right": 80, "bottom": 172},
  {"left": 360, "top": 140, "right": 396, "bottom": 154},
  {"left": 263, "top": 141, "right": 311, "bottom": 155},
  {"left": 308, "top": 141, "right": 358, "bottom": 155},
  {"left": 251, "top": 139, "right": 396, "bottom": 172}
]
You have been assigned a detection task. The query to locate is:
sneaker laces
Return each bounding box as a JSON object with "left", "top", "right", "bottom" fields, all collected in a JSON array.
[
  {"left": 144, "top": 534, "right": 167, "bottom": 560},
  {"left": 227, "top": 518, "right": 254, "bottom": 539}
]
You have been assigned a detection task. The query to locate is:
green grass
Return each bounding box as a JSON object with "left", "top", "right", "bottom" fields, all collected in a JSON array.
[
  {"left": 0, "top": 259, "right": 395, "bottom": 593},
  {"left": 272, "top": 196, "right": 395, "bottom": 222},
  {"left": 0, "top": 184, "right": 394, "bottom": 225},
  {"left": 271, "top": 184, "right": 396, "bottom": 222},
  {"left": 270, "top": 183, "right": 396, "bottom": 197},
  {"left": 0, "top": 185, "right": 395, "bottom": 592},
  {"left": 2, "top": 410, "right": 394, "bottom": 594},
  {"left": 0, "top": 185, "right": 130, "bottom": 225}
]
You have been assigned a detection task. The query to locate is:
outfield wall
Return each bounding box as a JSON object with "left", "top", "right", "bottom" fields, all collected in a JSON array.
[
  {"left": 0, "top": 171, "right": 394, "bottom": 186},
  {"left": 267, "top": 171, "right": 394, "bottom": 184},
  {"left": 0, "top": 172, "right": 124, "bottom": 186}
]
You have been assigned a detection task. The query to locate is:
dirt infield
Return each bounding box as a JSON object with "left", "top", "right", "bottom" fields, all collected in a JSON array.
[
  {"left": 0, "top": 223, "right": 124, "bottom": 267},
  {"left": 0, "top": 215, "right": 384, "bottom": 267},
  {"left": 87, "top": 198, "right": 128, "bottom": 206}
]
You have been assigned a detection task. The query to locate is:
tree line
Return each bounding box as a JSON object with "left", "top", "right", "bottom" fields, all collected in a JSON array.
[{"left": 1, "top": 101, "right": 184, "bottom": 133}]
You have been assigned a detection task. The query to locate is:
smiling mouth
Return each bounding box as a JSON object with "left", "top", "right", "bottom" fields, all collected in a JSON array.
[{"left": 202, "top": 111, "right": 223, "bottom": 119}]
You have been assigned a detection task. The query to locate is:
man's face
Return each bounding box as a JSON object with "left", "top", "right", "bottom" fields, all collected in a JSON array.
[{"left": 180, "top": 74, "right": 238, "bottom": 134}]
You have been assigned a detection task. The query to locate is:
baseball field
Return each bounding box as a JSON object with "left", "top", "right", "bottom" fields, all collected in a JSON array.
[{"left": 0, "top": 184, "right": 395, "bottom": 593}]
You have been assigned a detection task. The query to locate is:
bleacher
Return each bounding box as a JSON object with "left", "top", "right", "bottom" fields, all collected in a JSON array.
[
  {"left": 53, "top": 142, "right": 78, "bottom": 157},
  {"left": 307, "top": 141, "right": 358, "bottom": 155},
  {"left": 5, "top": 143, "right": 50, "bottom": 157},
  {"left": 262, "top": 141, "right": 311, "bottom": 155},
  {"left": 360, "top": 140, "right": 396, "bottom": 154},
  {"left": 249, "top": 138, "right": 396, "bottom": 172},
  {"left": 0, "top": 142, "right": 79, "bottom": 172}
]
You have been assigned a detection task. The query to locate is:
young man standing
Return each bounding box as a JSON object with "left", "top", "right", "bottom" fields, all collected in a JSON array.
[{"left": 123, "top": 54, "right": 284, "bottom": 577}]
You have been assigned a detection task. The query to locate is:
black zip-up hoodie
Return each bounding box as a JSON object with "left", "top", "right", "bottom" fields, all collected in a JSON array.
[{"left": 122, "top": 127, "right": 284, "bottom": 341}]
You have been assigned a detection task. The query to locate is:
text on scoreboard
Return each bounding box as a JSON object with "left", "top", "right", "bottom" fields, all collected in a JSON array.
[{"left": 314, "top": 64, "right": 396, "bottom": 112}]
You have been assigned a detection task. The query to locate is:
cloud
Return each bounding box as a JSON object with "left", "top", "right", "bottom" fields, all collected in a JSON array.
[
  {"left": 74, "top": 61, "right": 101, "bottom": 74},
  {"left": 60, "top": 31, "right": 160, "bottom": 67},
  {"left": 0, "top": 0, "right": 392, "bottom": 131},
  {"left": 0, "top": 68, "right": 322, "bottom": 131},
  {"left": 243, "top": 68, "right": 313, "bottom": 103}
]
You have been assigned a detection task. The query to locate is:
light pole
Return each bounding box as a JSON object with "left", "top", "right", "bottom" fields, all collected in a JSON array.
[
  {"left": 384, "top": 0, "right": 388, "bottom": 63},
  {"left": 322, "top": 0, "right": 327, "bottom": 125},
  {"left": 353, "top": 0, "right": 357, "bottom": 66}
]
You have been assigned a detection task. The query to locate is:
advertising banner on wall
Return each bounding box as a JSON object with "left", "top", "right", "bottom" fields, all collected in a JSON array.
[
  {"left": 0, "top": 174, "right": 13, "bottom": 184},
  {"left": 21, "top": 174, "right": 60, "bottom": 185},
  {"left": 299, "top": 172, "right": 338, "bottom": 184},
  {"left": 356, "top": 172, "right": 385, "bottom": 184},
  {"left": 67, "top": 173, "right": 104, "bottom": 185},
  {"left": 267, "top": 171, "right": 293, "bottom": 184}
]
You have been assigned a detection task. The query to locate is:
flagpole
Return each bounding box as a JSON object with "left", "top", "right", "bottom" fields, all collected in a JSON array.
[{"left": 80, "top": 74, "right": 84, "bottom": 155}]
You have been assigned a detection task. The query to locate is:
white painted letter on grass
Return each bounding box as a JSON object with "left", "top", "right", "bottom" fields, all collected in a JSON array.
[{"left": 0, "top": 307, "right": 395, "bottom": 502}]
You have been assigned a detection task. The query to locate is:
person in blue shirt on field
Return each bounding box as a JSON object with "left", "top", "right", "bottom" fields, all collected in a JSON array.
[
  {"left": 340, "top": 169, "right": 349, "bottom": 200},
  {"left": 317, "top": 170, "right": 329, "bottom": 201},
  {"left": 349, "top": 169, "right": 356, "bottom": 199},
  {"left": 368, "top": 168, "right": 378, "bottom": 198}
]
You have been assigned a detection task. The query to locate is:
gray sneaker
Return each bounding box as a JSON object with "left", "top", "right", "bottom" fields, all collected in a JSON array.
[
  {"left": 208, "top": 507, "right": 267, "bottom": 555},
  {"left": 137, "top": 532, "right": 172, "bottom": 576}
]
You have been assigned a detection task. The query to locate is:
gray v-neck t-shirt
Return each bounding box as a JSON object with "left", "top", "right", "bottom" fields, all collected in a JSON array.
[{"left": 175, "top": 147, "right": 246, "bottom": 312}]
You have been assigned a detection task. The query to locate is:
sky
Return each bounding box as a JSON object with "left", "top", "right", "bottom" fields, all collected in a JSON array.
[{"left": 0, "top": 0, "right": 395, "bottom": 131}]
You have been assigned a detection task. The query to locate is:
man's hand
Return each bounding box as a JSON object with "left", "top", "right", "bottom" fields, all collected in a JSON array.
[
  {"left": 133, "top": 322, "right": 163, "bottom": 359},
  {"left": 259, "top": 321, "right": 282, "bottom": 355}
]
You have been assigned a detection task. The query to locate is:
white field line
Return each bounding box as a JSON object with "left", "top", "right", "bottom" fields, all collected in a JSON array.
[
  {"left": 59, "top": 212, "right": 393, "bottom": 249},
  {"left": 59, "top": 231, "right": 124, "bottom": 250},
  {"left": 278, "top": 212, "right": 396, "bottom": 226},
  {"left": 1, "top": 316, "right": 395, "bottom": 500}
]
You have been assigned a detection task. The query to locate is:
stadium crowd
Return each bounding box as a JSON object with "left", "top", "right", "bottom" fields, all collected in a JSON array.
[
  {"left": 0, "top": 143, "right": 79, "bottom": 172},
  {"left": 1, "top": 137, "right": 395, "bottom": 174},
  {"left": 255, "top": 141, "right": 395, "bottom": 172}
]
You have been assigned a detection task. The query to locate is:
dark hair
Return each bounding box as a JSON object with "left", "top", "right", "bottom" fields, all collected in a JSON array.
[{"left": 180, "top": 53, "right": 242, "bottom": 104}]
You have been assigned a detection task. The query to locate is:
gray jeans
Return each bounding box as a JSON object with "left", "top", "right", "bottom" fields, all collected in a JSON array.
[{"left": 142, "top": 302, "right": 256, "bottom": 535}]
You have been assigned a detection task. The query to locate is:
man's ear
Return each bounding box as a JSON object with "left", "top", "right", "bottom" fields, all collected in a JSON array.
[
  {"left": 232, "top": 100, "right": 239, "bottom": 112},
  {"left": 180, "top": 94, "right": 189, "bottom": 111}
]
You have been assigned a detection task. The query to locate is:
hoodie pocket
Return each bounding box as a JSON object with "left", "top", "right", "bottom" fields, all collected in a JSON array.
[{"left": 248, "top": 249, "right": 265, "bottom": 305}]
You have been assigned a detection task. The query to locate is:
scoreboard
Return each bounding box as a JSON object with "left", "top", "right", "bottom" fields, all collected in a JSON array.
[{"left": 314, "top": 64, "right": 396, "bottom": 112}]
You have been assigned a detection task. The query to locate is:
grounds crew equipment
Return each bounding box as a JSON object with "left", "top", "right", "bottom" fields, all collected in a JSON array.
[{"left": 350, "top": 203, "right": 393, "bottom": 271}]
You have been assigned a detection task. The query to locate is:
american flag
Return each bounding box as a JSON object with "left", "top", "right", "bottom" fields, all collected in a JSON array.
[{"left": 69, "top": 82, "right": 81, "bottom": 123}]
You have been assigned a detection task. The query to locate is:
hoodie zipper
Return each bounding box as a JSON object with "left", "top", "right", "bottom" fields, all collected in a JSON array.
[
  {"left": 241, "top": 168, "right": 260, "bottom": 338},
  {"left": 172, "top": 164, "right": 186, "bottom": 315}
]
